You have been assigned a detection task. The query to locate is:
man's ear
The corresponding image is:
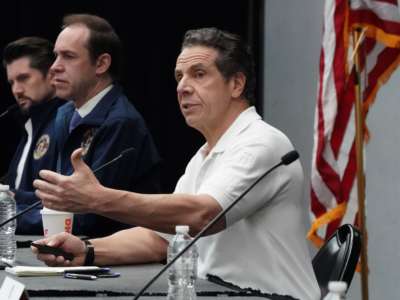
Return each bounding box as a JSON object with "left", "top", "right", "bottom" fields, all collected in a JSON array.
[
  {"left": 231, "top": 72, "right": 246, "bottom": 98},
  {"left": 95, "top": 53, "right": 112, "bottom": 76}
]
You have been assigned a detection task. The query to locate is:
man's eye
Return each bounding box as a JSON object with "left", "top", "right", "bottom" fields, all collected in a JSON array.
[
  {"left": 175, "top": 74, "right": 182, "bottom": 82},
  {"left": 61, "top": 53, "right": 75, "bottom": 59},
  {"left": 195, "top": 71, "right": 205, "bottom": 78},
  {"left": 17, "top": 75, "right": 29, "bottom": 83}
]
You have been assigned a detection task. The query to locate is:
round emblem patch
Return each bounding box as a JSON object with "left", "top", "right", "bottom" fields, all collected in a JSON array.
[
  {"left": 81, "top": 129, "right": 95, "bottom": 156},
  {"left": 33, "top": 134, "right": 50, "bottom": 160}
]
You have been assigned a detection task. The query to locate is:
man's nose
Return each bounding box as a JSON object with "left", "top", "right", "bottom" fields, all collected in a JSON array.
[
  {"left": 50, "top": 56, "right": 64, "bottom": 73},
  {"left": 177, "top": 77, "right": 193, "bottom": 97},
  {"left": 12, "top": 82, "right": 23, "bottom": 96}
]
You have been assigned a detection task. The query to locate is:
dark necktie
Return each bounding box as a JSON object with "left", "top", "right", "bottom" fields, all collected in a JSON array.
[{"left": 69, "top": 110, "right": 82, "bottom": 133}]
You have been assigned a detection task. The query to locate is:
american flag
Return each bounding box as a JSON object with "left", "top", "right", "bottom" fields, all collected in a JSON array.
[{"left": 308, "top": 0, "right": 400, "bottom": 246}]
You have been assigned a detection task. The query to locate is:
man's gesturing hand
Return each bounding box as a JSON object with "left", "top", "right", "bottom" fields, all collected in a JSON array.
[{"left": 34, "top": 148, "right": 102, "bottom": 213}]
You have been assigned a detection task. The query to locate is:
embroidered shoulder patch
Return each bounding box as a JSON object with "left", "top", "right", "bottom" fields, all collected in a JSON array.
[
  {"left": 81, "top": 128, "right": 95, "bottom": 156},
  {"left": 33, "top": 134, "right": 50, "bottom": 160}
]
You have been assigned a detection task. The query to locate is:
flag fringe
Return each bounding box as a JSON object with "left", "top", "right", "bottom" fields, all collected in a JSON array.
[
  {"left": 351, "top": 24, "right": 400, "bottom": 48},
  {"left": 363, "top": 54, "right": 400, "bottom": 110},
  {"left": 307, "top": 202, "right": 348, "bottom": 248}
]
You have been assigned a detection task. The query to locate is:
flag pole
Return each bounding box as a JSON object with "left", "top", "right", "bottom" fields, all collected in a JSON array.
[{"left": 352, "top": 27, "right": 369, "bottom": 300}]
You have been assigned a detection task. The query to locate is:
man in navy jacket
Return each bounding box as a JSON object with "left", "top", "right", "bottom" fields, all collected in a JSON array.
[
  {"left": 3, "top": 37, "right": 64, "bottom": 234},
  {"left": 50, "top": 14, "right": 161, "bottom": 237}
]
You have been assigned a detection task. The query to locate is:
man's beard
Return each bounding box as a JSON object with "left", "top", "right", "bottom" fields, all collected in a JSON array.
[{"left": 18, "top": 104, "right": 31, "bottom": 116}]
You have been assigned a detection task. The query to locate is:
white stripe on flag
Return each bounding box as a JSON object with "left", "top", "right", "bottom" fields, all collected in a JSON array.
[{"left": 351, "top": 0, "right": 400, "bottom": 22}]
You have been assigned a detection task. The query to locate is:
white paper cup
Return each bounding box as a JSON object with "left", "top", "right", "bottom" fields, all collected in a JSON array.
[{"left": 40, "top": 208, "right": 74, "bottom": 237}]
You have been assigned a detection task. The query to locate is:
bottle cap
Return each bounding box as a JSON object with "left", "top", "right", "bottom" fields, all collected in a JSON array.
[
  {"left": 0, "top": 184, "right": 10, "bottom": 192},
  {"left": 328, "top": 281, "right": 347, "bottom": 293},
  {"left": 175, "top": 225, "right": 189, "bottom": 234}
]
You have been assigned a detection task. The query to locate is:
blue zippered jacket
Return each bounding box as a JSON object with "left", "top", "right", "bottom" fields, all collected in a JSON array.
[
  {"left": 55, "top": 85, "right": 161, "bottom": 237},
  {"left": 6, "top": 98, "right": 65, "bottom": 234}
]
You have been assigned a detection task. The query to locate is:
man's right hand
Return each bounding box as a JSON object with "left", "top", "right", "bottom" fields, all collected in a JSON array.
[
  {"left": 31, "top": 232, "right": 87, "bottom": 267},
  {"left": 34, "top": 148, "right": 103, "bottom": 213}
]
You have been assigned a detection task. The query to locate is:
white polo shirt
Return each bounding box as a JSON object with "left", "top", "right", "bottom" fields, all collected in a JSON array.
[{"left": 173, "top": 107, "right": 320, "bottom": 300}]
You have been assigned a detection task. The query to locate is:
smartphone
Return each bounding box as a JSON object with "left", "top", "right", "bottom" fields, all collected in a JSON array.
[
  {"left": 64, "top": 267, "right": 111, "bottom": 275},
  {"left": 64, "top": 268, "right": 120, "bottom": 278},
  {"left": 96, "top": 272, "right": 121, "bottom": 278},
  {"left": 31, "top": 242, "right": 74, "bottom": 261}
]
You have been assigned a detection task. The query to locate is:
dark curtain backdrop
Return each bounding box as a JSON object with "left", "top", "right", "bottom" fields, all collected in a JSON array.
[{"left": 0, "top": 0, "right": 262, "bottom": 193}]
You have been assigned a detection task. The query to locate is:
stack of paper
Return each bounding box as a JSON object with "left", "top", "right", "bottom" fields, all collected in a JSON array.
[{"left": 5, "top": 266, "right": 100, "bottom": 277}]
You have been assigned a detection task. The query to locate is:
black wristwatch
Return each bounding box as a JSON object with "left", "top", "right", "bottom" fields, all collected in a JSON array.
[{"left": 83, "top": 240, "right": 95, "bottom": 266}]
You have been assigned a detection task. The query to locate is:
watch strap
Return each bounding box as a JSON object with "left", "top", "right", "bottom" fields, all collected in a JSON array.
[{"left": 83, "top": 240, "right": 95, "bottom": 266}]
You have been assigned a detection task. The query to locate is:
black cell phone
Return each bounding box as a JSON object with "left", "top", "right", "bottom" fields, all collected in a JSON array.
[
  {"left": 31, "top": 242, "right": 74, "bottom": 261},
  {"left": 64, "top": 268, "right": 120, "bottom": 278},
  {"left": 97, "top": 272, "right": 120, "bottom": 278},
  {"left": 64, "top": 267, "right": 111, "bottom": 275}
]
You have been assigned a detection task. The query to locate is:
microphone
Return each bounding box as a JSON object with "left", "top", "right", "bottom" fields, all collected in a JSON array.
[
  {"left": 90, "top": 147, "right": 135, "bottom": 174},
  {"left": 281, "top": 150, "right": 299, "bottom": 165},
  {"left": 0, "top": 147, "right": 135, "bottom": 229},
  {"left": 133, "top": 150, "right": 300, "bottom": 300},
  {"left": 0, "top": 104, "right": 18, "bottom": 119}
]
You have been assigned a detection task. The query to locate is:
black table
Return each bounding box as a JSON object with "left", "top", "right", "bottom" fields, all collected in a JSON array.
[{"left": 0, "top": 237, "right": 270, "bottom": 299}]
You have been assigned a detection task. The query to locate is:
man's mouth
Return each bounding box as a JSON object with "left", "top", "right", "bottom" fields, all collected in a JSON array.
[
  {"left": 53, "top": 78, "right": 68, "bottom": 85},
  {"left": 17, "top": 98, "right": 30, "bottom": 105},
  {"left": 181, "top": 103, "right": 198, "bottom": 110}
]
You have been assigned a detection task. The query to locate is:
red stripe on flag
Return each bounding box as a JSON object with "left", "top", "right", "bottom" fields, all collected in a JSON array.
[
  {"left": 350, "top": 10, "right": 400, "bottom": 35},
  {"left": 332, "top": 0, "right": 348, "bottom": 102},
  {"left": 374, "top": 0, "right": 398, "bottom": 5},
  {"left": 329, "top": 0, "right": 349, "bottom": 158},
  {"left": 311, "top": 188, "right": 327, "bottom": 218},
  {"left": 330, "top": 72, "right": 356, "bottom": 158},
  {"left": 365, "top": 47, "right": 400, "bottom": 99},
  {"left": 316, "top": 155, "right": 342, "bottom": 200}
]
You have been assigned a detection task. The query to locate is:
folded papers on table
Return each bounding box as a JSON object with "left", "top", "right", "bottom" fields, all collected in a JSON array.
[{"left": 5, "top": 266, "right": 100, "bottom": 277}]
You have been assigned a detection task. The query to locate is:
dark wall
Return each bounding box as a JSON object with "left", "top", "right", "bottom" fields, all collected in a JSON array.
[{"left": 0, "top": 0, "right": 261, "bottom": 192}]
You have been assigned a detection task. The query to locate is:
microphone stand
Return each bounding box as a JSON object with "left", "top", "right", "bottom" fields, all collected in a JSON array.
[
  {"left": 0, "top": 147, "right": 135, "bottom": 229},
  {"left": 133, "top": 150, "right": 299, "bottom": 300}
]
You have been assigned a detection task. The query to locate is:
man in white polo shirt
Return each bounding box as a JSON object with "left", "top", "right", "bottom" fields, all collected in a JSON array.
[{"left": 33, "top": 27, "right": 320, "bottom": 300}]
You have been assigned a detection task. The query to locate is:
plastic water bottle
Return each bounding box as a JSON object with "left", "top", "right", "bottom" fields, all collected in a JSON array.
[
  {"left": 167, "top": 225, "right": 198, "bottom": 300},
  {"left": 322, "top": 281, "right": 347, "bottom": 300},
  {"left": 0, "top": 184, "right": 17, "bottom": 264}
]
